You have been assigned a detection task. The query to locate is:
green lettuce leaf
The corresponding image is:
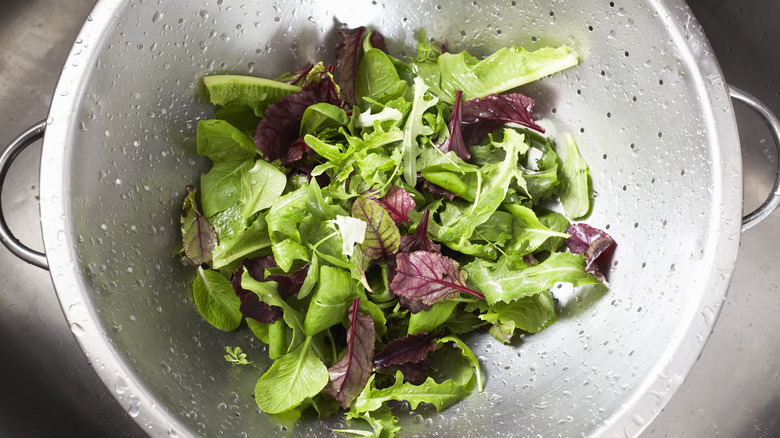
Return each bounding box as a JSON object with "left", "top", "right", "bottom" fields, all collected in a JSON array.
[
  {"left": 350, "top": 371, "right": 469, "bottom": 415},
  {"left": 240, "top": 159, "right": 287, "bottom": 219},
  {"left": 466, "top": 252, "right": 601, "bottom": 306},
  {"left": 254, "top": 336, "right": 329, "bottom": 414},
  {"left": 558, "top": 133, "right": 591, "bottom": 219},
  {"left": 196, "top": 119, "right": 256, "bottom": 162},
  {"left": 402, "top": 77, "right": 439, "bottom": 185},
  {"left": 200, "top": 159, "right": 253, "bottom": 218},
  {"left": 192, "top": 266, "right": 242, "bottom": 331},
  {"left": 355, "top": 48, "right": 408, "bottom": 106},
  {"left": 435, "top": 46, "right": 579, "bottom": 104},
  {"left": 203, "top": 74, "right": 301, "bottom": 117},
  {"left": 304, "top": 266, "right": 360, "bottom": 336}
]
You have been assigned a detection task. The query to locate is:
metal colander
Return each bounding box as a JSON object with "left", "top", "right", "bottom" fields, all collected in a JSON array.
[{"left": 1, "top": 0, "right": 779, "bottom": 437}]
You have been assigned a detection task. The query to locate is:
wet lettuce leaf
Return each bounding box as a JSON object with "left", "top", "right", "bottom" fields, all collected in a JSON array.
[
  {"left": 181, "top": 187, "right": 218, "bottom": 265},
  {"left": 324, "top": 299, "right": 376, "bottom": 409},
  {"left": 193, "top": 266, "right": 242, "bottom": 331},
  {"left": 202, "top": 74, "right": 301, "bottom": 117},
  {"left": 558, "top": 133, "right": 591, "bottom": 219}
]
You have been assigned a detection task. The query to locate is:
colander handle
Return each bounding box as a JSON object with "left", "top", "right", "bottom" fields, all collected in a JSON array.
[
  {"left": 729, "top": 86, "right": 780, "bottom": 233},
  {"left": 0, "top": 120, "right": 49, "bottom": 270}
]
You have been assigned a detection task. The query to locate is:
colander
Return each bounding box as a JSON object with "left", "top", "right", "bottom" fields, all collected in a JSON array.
[{"left": 1, "top": 0, "right": 779, "bottom": 437}]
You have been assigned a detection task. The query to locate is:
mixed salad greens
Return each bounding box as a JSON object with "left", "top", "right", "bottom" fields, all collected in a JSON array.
[{"left": 179, "top": 27, "right": 616, "bottom": 437}]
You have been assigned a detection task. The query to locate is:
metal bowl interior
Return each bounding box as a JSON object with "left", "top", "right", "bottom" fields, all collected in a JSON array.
[{"left": 40, "top": 0, "right": 742, "bottom": 436}]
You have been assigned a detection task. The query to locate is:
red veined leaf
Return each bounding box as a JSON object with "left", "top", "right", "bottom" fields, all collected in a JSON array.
[
  {"left": 390, "top": 251, "right": 485, "bottom": 305},
  {"left": 461, "top": 93, "right": 544, "bottom": 145},
  {"left": 255, "top": 69, "right": 342, "bottom": 166},
  {"left": 399, "top": 209, "right": 441, "bottom": 253},
  {"left": 180, "top": 186, "right": 218, "bottom": 265},
  {"left": 369, "top": 31, "right": 388, "bottom": 53},
  {"left": 373, "top": 331, "right": 439, "bottom": 370},
  {"left": 565, "top": 223, "right": 616, "bottom": 282},
  {"left": 439, "top": 90, "right": 470, "bottom": 161},
  {"left": 351, "top": 197, "right": 401, "bottom": 260},
  {"left": 324, "top": 298, "right": 376, "bottom": 409},
  {"left": 368, "top": 185, "right": 416, "bottom": 226},
  {"left": 335, "top": 27, "right": 366, "bottom": 106}
]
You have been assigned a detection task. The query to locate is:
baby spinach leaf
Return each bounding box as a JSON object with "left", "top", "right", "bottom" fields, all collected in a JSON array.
[
  {"left": 181, "top": 186, "right": 218, "bottom": 265},
  {"left": 193, "top": 266, "right": 242, "bottom": 331},
  {"left": 240, "top": 159, "right": 287, "bottom": 219},
  {"left": 390, "top": 251, "right": 484, "bottom": 306},
  {"left": 558, "top": 133, "right": 591, "bottom": 219},
  {"left": 356, "top": 48, "right": 407, "bottom": 106},
  {"left": 200, "top": 159, "right": 253, "bottom": 218},
  {"left": 407, "top": 301, "right": 457, "bottom": 335},
  {"left": 254, "top": 336, "right": 329, "bottom": 414},
  {"left": 266, "top": 185, "right": 308, "bottom": 244},
  {"left": 304, "top": 266, "right": 359, "bottom": 336},
  {"left": 300, "top": 103, "right": 350, "bottom": 137},
  {"left": 196, "top": 119, "right": 256, "bottom": 162},
  {"left": 211, "top": 215, "right": 272, "bottom": 270},
  {"left": 247, "top": 318, "right": 287, "bottom": 359},
  {"left": 351, "top": 197, "right": 400, "bottom": 260},
  {"left": 324, "top": 299, "right": 376, "bottom": 409}
]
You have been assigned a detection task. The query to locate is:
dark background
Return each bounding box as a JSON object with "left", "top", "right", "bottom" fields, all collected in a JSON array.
[{"left": 0, "top": 0, "right": 777, "bottom": 436}]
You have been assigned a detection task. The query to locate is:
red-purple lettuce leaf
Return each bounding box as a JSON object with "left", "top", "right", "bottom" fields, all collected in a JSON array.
[
  {"left": 242, "top": 255, "right": 309, "bottom": 300},
  {"left": 461, "top": 93, "right": 544, "bottom": 145},
  {"left": 231, "top": 263, "right": 282, "bottom": 323},
  {"left": 373, "top": 331, "right": 439, "bottom": 370},
  {"left": 255, "top": 69, "right": 342, "bottom": 166},
  {"left": 369, "top": 185, "right": 415, "bottom": 226},
  {"left": 375, "top": 357, "right": 435, "bottom": 384},
  {"left": 390, "top": 251, "right": 485, "bottom": 305},
  {"left": 324, "top": 298, "right": 376, "bottom": 409},
  {"left": 335, "top": 27, "right": 366, "bottom": 106},
  {"left": 181, "top": 186, "right": 218, "bottom": 265},
  {"left": 351, "top": 197, "right": 401, "bottom": 260},
  {"left": 439, "top": 90, "right": 470, "bottom": 161},
  {"left": 565, "top": 223, "right": 616, "bottom": 282},
  {"left": 369, "top": 31, "right": 388, "bottom": 53},
  {"left": 399, "top": 209, "right": 441, "bottom": 253}
]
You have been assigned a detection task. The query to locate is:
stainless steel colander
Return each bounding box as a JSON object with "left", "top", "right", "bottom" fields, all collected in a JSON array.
[{"left": 1, "top": 0, "right": 779, "bottom": 437}]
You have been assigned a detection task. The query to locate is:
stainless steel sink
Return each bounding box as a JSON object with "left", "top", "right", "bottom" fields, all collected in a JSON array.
[{"left": 0, "top": 1, "right": 777, "bottom": 436}]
